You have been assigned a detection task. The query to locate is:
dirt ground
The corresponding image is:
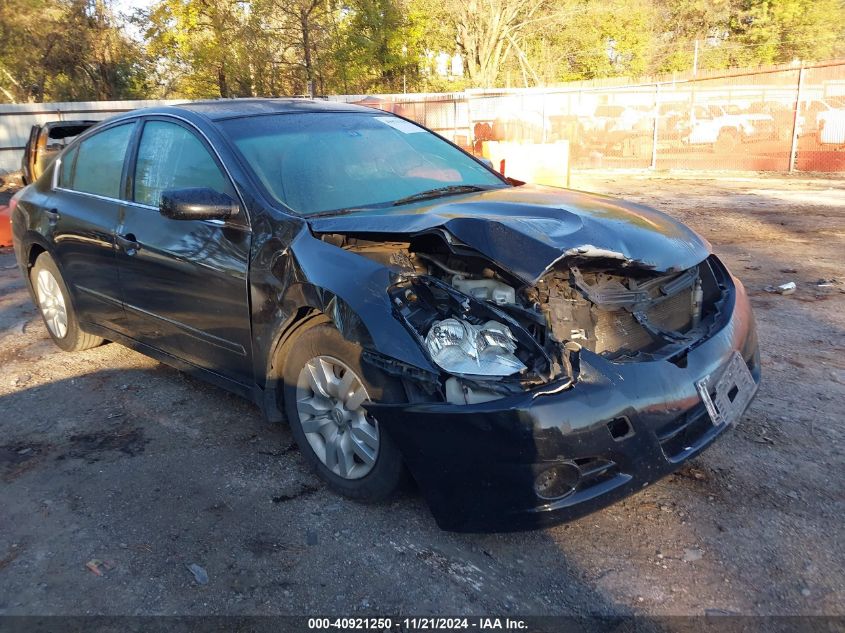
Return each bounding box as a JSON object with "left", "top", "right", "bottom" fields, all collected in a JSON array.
[{"left": 0, "top": 171, "right": 843, "bottom": 618}]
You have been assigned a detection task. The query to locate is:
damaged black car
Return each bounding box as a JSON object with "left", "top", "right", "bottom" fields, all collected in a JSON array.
[{"left": 10, "top": 99, "right": 760, "bottom": 532}]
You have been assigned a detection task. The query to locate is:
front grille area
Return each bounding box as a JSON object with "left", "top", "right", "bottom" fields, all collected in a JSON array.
[
  {"left": 648, "top": 286, "right": 694, "bottom": 332},
  {"left": 592, "top": 287, "right": 694, "bottom": 355},
  {"left": 532, "top": 257, "right": 722, "bottom": 361},
  {"left": 592, "top": 308, "right": 653, "bottom": 354}
]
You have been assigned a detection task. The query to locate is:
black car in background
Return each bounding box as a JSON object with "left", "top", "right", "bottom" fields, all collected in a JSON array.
[{"left": 10, "top": 99, "right": 760, "bottom": 531}]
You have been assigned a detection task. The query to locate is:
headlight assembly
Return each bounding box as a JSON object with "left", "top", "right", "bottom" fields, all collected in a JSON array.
[{"left": 424, "top": 317, "right": 526, "bottom": 377}]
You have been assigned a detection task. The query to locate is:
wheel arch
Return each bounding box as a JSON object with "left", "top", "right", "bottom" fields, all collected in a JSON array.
[
  {"left": 19, "top": 233, "right": 53, "bottom": 297},
  {"left": 257, "top": 282, "right": 437, "bottom": 422},
  {"left": 259, "top": 283, "right": 393, "bottom": 422},
  {"left": 251, "top": 230, "right": 439, "bottom": 421}
]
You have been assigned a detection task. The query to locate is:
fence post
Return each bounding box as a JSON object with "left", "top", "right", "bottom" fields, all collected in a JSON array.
[
  {"left": 788, "top": 63, "right": 805, "bottom": 173},
  {"left": 466, "top": 92, "right": 473, "bottom": 153},
  {"left": 453, "top": 98, "right": 457, "bottom": 144},
  {"left": 650, "top": 82, "right": 660, "bottom": 170},
  {"left": 541, "top": 91, "right": 547, "bottom": 144}
]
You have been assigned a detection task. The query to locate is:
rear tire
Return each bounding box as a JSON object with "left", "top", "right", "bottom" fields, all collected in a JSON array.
[
  {"left": 281, "top": 322, "right": 406, "bottom": 501},
  {"left": 31, "top": 252, "right": 103, "bottom": 352}
]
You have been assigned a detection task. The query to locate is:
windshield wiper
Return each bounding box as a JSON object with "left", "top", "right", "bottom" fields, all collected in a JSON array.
[
  {"left": 306, "top": 205, "right": 374, "bottom": 218},
  {"left": 391, "top": 184, "right": 493, "bottom": 206}
]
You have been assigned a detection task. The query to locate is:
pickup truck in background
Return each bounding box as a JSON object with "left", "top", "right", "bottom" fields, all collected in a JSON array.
[
  {"left": 20, "top": 120, "right": 96, "bottom": 184},
  {"left": 681, "top": 104, "right": 776, "bottom": 152}
]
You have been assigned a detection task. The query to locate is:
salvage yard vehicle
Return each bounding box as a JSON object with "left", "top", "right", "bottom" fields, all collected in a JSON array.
[
  {"left": 10, "top": 99, "right": 760, "bottom": 531},
  {"left": 814, "top": 98, "right": 845, "bottom": 145},
  {"left": 748, "top": 101, "right": 802, "bottom": 141},
  {"left": 681, "top": 104, "right": 775, "bottom": 152},
  {"left": 577, "top": 105, "right": 654, "bottom": 158},
  {"left": 20, "top": 120, "right": 96, "bottom": 185}
]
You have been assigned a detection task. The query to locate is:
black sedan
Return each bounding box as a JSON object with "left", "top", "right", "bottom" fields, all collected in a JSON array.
[{"left": 10, "top": 99, "right": 760, "bottom": 531}]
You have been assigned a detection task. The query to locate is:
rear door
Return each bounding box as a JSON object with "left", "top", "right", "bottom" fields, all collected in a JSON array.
[
  {"left": 116, "top": 117, "right": 253, "bottom": 384},
  {"left": 50, "top": 121, "right": 136, "bottom": 330}
]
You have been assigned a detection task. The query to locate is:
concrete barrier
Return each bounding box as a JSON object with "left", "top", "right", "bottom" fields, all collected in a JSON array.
[{"left": 482, "top": 141, "right": 570, "bottom": 188}]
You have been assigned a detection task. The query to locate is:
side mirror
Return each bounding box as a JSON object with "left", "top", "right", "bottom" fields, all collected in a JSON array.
[
  {"left": 159, "top": 188, "right": 238, "bottom": 221},
  {"left": 478, "top": 157, "right": 494, "bottom": 169}
]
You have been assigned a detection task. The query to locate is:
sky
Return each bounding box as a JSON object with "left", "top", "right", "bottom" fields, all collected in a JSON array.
[
  {"left": 113, "top": 0, "right": 157, "bottom": 41},
  {"left": 114, "top": 0, "right": 156, "bottom": 11}
]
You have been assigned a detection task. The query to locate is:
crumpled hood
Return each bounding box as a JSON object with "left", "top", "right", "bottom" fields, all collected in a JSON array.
[{"left": 307, "top": 184, "right": 711, "bottom": 283}]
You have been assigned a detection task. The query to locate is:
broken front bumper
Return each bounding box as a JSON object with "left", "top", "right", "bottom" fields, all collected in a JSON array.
[{"left": 369, "top": 275, "right": 760, "bottom": 532}]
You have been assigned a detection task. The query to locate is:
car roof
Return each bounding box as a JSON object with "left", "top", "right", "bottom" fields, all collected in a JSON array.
[{"left": 161, "top": 98, "right": 378, "bottom": 121}]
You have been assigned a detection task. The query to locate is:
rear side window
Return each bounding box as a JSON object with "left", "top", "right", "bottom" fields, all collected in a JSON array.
[
  {"left": 58, "top": 146, "right": 78, "bottom": 188},
  {"left": 133, "top": 121, "right": 233, "bottom": 207},
  {"left": 71, "top": 124, "right": 134, "bottom": 198}
]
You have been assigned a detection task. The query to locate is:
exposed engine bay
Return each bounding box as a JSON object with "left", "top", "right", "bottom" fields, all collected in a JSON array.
[{"left": 319, "top": 232, "right": 728, "bottom": 404}]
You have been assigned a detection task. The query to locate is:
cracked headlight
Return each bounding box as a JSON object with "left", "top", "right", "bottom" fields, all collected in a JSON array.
[{"left": 424, "top": 318, "right": 527, "bottom": 377}]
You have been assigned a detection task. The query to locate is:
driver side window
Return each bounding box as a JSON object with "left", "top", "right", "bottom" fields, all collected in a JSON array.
[{"left": 133, "top": 120, "right": 235, "bottom": 208}]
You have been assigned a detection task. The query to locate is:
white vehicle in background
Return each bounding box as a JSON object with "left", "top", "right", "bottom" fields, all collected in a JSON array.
[
  {"left": 682, "top": 104, "right": 775, "bottom": 152},
  {"left": 812, "top": 97, "right": 845, "bottom": 144},
  {"left": 575, "top": 105, "right": 654, "bottom": 157},
  {"left": 580, "top": 105, "right": 652, "bottom": 134}
]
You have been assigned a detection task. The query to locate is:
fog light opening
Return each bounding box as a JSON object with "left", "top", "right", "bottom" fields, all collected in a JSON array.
[
  {"left": 534, "top": 463, "right": 581, "bottom": 501},
  {"left": 607, "top": 416, "right": 634, "bottom": 441}
]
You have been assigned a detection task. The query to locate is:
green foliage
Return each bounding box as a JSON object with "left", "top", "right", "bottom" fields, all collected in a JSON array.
[
  {"left": 729, "top": 0, "right": 845, "bottom": 65},
  {"left": 0, "top": 0, "right": 149, "bottom": 102},
  {"left": 1, "top": 0, "right": 844, "bottom": 102},
  {"left": 523, "top": 0, "right": 658, "bottom": 83}
]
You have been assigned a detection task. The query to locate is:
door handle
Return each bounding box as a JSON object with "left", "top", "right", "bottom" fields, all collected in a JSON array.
[{"left": 116, "top": 233, "right": 140, "bottom": 255}]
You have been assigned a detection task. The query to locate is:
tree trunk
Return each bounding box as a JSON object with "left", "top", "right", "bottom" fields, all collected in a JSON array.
[{"left": 218, "top": 63, "right": 229, "bottom": 98}]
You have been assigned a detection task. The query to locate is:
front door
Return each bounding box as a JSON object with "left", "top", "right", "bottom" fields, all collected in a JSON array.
[{"left": 115, "top": 118, "right": 253, "bottom": 385}]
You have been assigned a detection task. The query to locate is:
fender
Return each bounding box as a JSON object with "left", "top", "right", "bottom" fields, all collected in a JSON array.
[
  {"left": 249, "top": 225, "right": 439, "bottom": 419},
  {"left": 260, "top": 230, "right": 434, "bottom": 372}
]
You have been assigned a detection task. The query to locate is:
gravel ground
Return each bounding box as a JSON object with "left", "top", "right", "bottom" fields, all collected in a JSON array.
[{"left": 0, "top": 171, "right": 843, "bottom": 617}]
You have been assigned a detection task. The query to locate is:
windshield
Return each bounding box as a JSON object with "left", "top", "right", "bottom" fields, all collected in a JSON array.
[{"left": 219, "top": 112, "right": 506, "bottom": 216}]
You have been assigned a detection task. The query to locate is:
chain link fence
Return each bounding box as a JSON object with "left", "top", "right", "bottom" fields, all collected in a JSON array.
[
  {"left": 2, "top": 61, "right": 843, "bottom": 175},
  {"left": 362, "top": 59, "right": 845, "bottom": 174}
]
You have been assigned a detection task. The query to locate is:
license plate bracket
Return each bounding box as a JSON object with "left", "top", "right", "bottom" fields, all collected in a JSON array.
[{"left": 696, "top": 351, "right": 757, "bottom": 427}]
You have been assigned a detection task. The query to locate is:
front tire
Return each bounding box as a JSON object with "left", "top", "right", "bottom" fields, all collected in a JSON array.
[
  {"left": 281, "top": 322, "right": 406, "bottom": 501},
  {"left": 31, "top": 252, "right": 103, "bottom": 352}
]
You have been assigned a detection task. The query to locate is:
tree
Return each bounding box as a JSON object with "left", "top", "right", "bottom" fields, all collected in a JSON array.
[
  {"left": 651, "top": 0, "right": 731, "bottom": 72},
  {"left": 4, "top": 0, "right": 845, "bottom": 102},
  {"left": 729, "top": 0, "right": 845, "bottom": 65},
  {"left": 0, "top": 0, "right": 147, "bottom": 102},
  {"left": 517, "top": 0, "right": 656, "bottom": 85},
  {"left": 330, "top": 0, "right": 425, "bottom": 93},
  {"left": 143, "top": 0, "right": 254, "bottom": 98},
  {"left": 444, "top": 0, "right": 545, "bottom": 87},
  {"left": 256, "top": 0, "right": 330, "bottom": 96}
]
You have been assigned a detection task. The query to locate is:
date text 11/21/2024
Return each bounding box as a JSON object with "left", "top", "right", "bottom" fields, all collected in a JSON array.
[{"left": 307, "top": 617, "right": 528, "bottom": 630}]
